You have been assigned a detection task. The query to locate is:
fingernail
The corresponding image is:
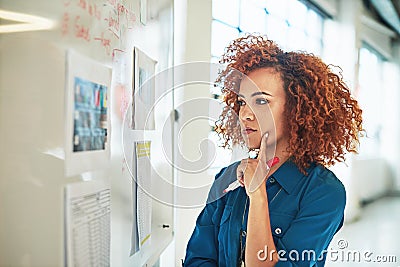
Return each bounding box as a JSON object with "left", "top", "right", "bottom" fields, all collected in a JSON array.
[{"left": 265, "top": 132, "right": 269, "bottom": 139}]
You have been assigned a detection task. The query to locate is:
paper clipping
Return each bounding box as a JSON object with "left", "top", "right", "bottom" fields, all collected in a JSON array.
[{"left": 131, "top": 141, "right": 152, "bottom": 255}]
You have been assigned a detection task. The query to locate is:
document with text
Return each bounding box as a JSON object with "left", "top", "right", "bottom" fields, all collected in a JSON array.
[{"left": 65, "top": 180, "right": 111, "bottom": 267}]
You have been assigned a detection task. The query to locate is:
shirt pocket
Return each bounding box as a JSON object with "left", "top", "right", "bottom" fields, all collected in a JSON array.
[{"left": 269, "top": 212, "right": 295, "bottom": 239}]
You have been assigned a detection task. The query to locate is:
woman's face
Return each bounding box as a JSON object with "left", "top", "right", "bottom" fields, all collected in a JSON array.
[{"left": 237, "top": 68, "right": 288, "bottom": 152}]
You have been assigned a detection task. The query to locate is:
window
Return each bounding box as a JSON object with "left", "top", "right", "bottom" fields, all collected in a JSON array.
[
  {"left": 357, "top": 45, "right": 385, "bottom": 158},
  {"left": 211, "top": 0, "right": 325, "bottom": 59}
]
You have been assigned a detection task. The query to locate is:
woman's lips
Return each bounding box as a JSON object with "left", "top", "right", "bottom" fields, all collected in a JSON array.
[{"left": 243, "top": 128, "right": 256, "bottom": 135}]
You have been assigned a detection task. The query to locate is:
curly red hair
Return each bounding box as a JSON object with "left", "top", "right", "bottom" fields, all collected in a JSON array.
[{"left": 215, "top": 34, "right": 363, "bottom": 173}]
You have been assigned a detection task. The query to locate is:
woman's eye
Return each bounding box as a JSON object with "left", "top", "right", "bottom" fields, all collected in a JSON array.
[
  {"left": 237, "top": 100, "right": 245, "bottom": 106},
  {"left": 256, "top": 98, "right": 269, "bottom": 105}
]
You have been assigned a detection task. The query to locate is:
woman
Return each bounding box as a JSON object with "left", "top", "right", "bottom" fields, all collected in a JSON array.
[{"left": 184, "top": 34, "right": 363, "bottom": 266}]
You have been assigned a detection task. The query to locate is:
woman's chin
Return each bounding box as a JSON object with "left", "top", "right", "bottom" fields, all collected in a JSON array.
[
  {"left": 242, "top": 135, "right": 262, "bottom": 149},
  {"left": 246, "top": 141, "right": 261, "bottom": 150}
]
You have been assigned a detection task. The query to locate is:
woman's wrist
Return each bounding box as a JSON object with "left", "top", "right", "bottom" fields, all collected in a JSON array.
[{"left": 248, "top": 185, "right": 268, "bottom": 203}]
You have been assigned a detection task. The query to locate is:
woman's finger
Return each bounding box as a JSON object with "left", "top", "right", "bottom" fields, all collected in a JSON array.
[
  {"left": 236, "top": 160, "right": 246, "bottom": 180},
  {"left": 257, "top": 132, "right": 269, "bottom": 163}
]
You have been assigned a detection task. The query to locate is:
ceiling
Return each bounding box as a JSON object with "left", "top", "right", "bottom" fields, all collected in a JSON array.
[{"left": 364, "top": 0, "right": 400, "bottom": 37}]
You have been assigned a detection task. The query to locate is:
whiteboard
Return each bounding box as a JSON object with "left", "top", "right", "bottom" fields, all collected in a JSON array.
[{"left": 0, "top": 0, "right": 174, "bottom": 266}]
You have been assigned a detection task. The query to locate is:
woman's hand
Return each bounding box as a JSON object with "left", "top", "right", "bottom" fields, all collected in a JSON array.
[{"left": 237, "top": 133, "right": 276, "bottom": 198}]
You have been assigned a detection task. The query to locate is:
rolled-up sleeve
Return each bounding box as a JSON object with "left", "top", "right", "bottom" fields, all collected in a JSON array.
[{"left": 274, "top": 178, "right": 346, "bottom": 266}]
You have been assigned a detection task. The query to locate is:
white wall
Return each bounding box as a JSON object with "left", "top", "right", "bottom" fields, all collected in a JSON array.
[
  {"left": 0, "top": 1, "right": 175, "bottom": 266},
  {"left": 172, "top": 0, "right": 213, "bottom": 266}
]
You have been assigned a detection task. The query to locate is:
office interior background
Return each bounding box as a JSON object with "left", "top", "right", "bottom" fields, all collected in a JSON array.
[
  {"left": 1, "top": 0, "right": 400, "bottom": 266},
  {"left": 173, "top": 0, "right": 400, "bottom": 266}
]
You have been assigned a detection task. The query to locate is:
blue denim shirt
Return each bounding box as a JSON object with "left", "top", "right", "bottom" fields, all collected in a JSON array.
[{"left": 184, "top": 160, "right": 346, "bottom": 266}]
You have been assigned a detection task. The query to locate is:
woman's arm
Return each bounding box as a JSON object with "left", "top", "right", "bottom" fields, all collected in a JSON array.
[
  {"left": 246, "top": 188, "right": 279, "bottom": 267},
  {"left": 237, "top": 134, "right": 279, "bottom": 266}
]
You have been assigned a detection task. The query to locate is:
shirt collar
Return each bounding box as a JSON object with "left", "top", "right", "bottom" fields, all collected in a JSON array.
[{"left": 271, "top": 159, "right": 311, "bottom": 194}]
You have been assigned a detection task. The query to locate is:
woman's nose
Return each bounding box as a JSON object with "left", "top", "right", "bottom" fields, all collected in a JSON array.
[{"left": 239, "top": 104, "right": 255, "bottom": 121}]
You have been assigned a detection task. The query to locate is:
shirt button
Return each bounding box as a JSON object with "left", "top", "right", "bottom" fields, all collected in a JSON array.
[
  {"left": 269, "top": 177, "right": 275, "bottom": 184},
  {"left": 275, "top": 228, "right": 282, "bottom": 235}
]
